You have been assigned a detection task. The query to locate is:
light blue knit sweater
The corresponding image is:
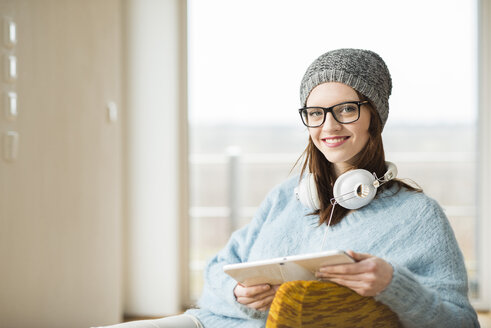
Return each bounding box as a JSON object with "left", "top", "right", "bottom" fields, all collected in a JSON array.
[{"left": 186, "top": 175, "right": 479, "bottom": 327}]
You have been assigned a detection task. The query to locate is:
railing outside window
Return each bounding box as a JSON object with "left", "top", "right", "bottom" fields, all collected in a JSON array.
[{"left": 188, "top": 124, "right": 478, "bottom": 302}]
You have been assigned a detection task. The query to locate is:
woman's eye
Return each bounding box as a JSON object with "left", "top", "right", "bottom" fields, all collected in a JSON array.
[
  {"left": 308, "top": 109, "right": 323, "bottom": 117},
  {"left": 339, "top": 105, "right": 357, "bottom": 113}
]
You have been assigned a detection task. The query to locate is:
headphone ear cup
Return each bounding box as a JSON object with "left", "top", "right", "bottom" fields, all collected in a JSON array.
[
  {"left": 295, "top": 173, "right": 320, "bottom": 210},
  {"left": 333, "top": 169, "right": 377, "bottom": 210}
]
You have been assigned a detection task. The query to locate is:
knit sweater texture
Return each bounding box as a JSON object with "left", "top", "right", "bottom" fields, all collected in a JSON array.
[{"left": 186, "top": 175, "right": 479, "bottom": 328}]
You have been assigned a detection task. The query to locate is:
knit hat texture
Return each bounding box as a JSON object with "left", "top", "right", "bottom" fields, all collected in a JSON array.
[{"left": 300, "top": 48, "right": 392, "bottom": 129}]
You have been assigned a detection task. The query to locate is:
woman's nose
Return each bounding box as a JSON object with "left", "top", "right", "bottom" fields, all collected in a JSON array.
[{"left": 321, "top": 112, "right": 342, "bottom": 132}]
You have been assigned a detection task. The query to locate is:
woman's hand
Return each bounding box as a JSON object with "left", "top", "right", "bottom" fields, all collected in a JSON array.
[
  {"left": 315, "top": 250, "right": 393, "bottom": 297},
  {"left": 234, "top": 283, "right": 281, "bottom": 311}
]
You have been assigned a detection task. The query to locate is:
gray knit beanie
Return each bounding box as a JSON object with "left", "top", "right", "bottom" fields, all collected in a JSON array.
[{"left": 300, "top": 48, "right": 392, "bottom": 129}]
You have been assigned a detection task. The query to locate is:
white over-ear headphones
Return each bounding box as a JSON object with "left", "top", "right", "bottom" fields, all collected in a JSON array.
[{"left": 294, "top": 162, "right": 398, "bottom": 210}]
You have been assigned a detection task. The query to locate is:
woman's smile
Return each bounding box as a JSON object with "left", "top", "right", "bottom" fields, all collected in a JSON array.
[{"left": 322, "top": 136, "right": 350, "bottom": 147}]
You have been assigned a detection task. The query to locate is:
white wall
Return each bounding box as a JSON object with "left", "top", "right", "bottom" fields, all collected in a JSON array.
[
  {"left": 0, "top": 1, "right": 123, "bottom": 327},
  {"left": 123, "top": 0, "right": 188, "bottom": 317},
  {"left": 0, "top": 0, "right": 189, "bottom": 325}
]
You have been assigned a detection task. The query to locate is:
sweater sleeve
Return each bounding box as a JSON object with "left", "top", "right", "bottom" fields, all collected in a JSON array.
[
  {"left": 374, "top": 197, "right": 479, "bottom": 328},
  {"left": 193, "top": 185, "right": 280, "bottom": 320}
]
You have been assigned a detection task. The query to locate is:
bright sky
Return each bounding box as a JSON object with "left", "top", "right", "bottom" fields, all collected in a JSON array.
[{"left": 188, "top": 0, "right": 477, "bottom": 127}]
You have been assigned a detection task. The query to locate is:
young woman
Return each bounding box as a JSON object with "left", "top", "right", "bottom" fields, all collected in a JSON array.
[{"left": 96, "top": 49, "right": 479, "bottom": 328}]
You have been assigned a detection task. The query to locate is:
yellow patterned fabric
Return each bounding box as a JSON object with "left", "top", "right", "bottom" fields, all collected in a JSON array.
[{"left": 266, "top": 280, "right": 402, "bottom": 328}]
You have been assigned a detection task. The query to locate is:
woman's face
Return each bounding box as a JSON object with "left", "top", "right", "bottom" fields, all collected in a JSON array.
[{"left": 306, "top": 82, "right": 371, "bottom": 174}]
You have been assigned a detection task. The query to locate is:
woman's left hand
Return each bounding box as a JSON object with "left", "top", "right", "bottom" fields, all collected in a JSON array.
[{"left": 315, "top": 250, "right": 393, "bottom": 297}]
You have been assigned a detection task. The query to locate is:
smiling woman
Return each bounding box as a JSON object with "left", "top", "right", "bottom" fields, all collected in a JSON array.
[
  {"left": 183, "top": 48, "right": 480, "bottom": 327},
  {"left": 187, "top": 1, "right": 480, "bottom": 312}
]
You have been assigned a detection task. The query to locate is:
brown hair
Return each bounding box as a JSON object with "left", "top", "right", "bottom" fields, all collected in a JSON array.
[{"left": 296, "top": 93, "right": 421, "bottom": 226}]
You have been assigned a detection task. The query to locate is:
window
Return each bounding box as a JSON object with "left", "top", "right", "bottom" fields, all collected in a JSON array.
[{"left": 187, "top": 0, "right": 479, "bottom": 303}]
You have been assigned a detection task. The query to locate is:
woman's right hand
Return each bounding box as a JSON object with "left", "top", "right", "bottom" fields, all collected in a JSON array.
[{"left": 233, "top": 283, "right": 280, "bottom": 311}]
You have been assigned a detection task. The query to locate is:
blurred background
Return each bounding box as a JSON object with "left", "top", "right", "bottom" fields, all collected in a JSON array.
[{"left": 0, "top": 0, "right": 490, "bottom": 327}]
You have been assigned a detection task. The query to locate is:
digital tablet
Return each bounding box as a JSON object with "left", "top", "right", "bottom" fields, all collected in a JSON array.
[{"left": 223, "top": 250, "right": 355, "bottom": 287}]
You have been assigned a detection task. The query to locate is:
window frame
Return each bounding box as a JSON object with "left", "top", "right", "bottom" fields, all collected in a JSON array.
[{"left": 474, "top": 0, "right": 491, "bottom": 311}]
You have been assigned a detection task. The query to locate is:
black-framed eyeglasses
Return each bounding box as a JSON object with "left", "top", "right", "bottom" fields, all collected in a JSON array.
[{"left": 298, "top": 101, "right": 369, "bottom": 127}]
